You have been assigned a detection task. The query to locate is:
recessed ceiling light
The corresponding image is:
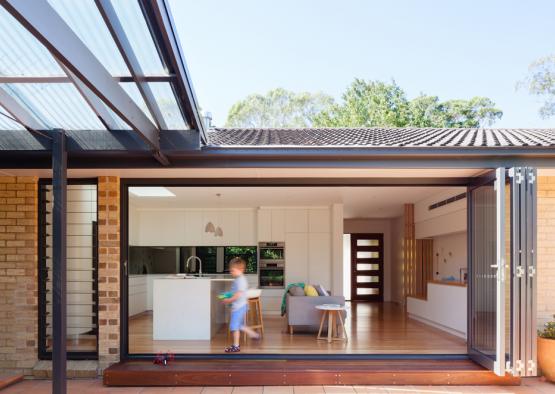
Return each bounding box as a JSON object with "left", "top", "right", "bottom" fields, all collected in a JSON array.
[{"left": 129, "top": 187, "right": 175, "bottom": 197}]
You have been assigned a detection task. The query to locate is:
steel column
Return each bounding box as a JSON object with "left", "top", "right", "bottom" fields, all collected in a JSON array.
[{"left": 52, "top": 129, "right": 67, "bottom": 394}]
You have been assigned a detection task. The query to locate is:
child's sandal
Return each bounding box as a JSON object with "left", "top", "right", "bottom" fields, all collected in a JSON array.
[{"left": 224, "top": 345, "right": 240, "bottom": 353}]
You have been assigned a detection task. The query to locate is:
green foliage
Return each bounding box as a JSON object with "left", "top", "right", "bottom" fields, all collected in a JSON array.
[
  {"left": 519, "top": 54, "right": 555, "bottom": 118},
  {"left": 538, "top": 315, "right": 555, "bottom": 339},
  {"left": 224, "top": 246, "right": 257, "bottom": 273},
  {"left": 225, "top": 88, "right": 334, "bottom": 128},
  {"left": 312, "top": 79, "right": 502, "bottom": 128}
]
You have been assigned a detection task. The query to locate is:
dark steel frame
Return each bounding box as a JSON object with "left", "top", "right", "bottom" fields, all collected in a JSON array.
[
  {"left": 119, "top": 177, "right": 481, "bottom": 362},
  {"left": 52, "top": 130, "right": 67, "bottom": 394},
  {"left": 37, "top": 178, "right": 99, "bottom": 361}
]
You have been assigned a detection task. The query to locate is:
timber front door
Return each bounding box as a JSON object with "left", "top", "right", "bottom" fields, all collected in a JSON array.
[{"left": 350, "top": 233, "right": 384, "bottom": 302}]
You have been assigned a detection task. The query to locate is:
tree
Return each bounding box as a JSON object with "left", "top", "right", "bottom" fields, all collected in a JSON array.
[
  {"left": 520, "top": 54, "right": 555, "bottom": 118},
  {"left": 225, "top": 88, "right": 334, "bottom": 128},
  {"left": 312, "top": 79, "right": 502, "bottom": 128}
]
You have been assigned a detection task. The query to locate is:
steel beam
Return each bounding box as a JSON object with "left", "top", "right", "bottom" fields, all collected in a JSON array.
[
  {"left": 57, "top": 62, "right": 121, "bottom": 130},
  {"left": 0, "top": 75, "right": 174, "bottom": 83},
  {"left": 139, "top": 0, "right": 206, "bottom": 143},
  {"left": 52, "top": 129, "right": 67, "bottom": 394},
  {"left": 96, "top": 0, "right": 168, "bottom": 130},
  {"left": 0, "top": 85, "right": 47, "bottom": 136},
  {"left": 1, "top": 0, "right": 169, "bottom": 165}
]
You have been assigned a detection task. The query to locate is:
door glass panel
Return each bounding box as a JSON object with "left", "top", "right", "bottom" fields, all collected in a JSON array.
[
  {"left": 357, "top": 239, "right": 379, "bottom": 246},
  {"left": 470, "top": 183, "right": 497, "bottom": 357},
  {"left": 357, "top": 263, "right": 379, "bottom": 271},
  {"left": 357, "top": 251, "right": 379, "bottom": 258},
  {"left": 356, "top": 276, "right": 379, "bottom": 283},
  {"left": 357, "top": 288, "right": 379, "bottom": 295}
]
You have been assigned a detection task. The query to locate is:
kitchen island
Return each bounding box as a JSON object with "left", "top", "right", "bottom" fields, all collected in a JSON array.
[{"left": 153, "top": 277, "right": 233, "bottom": 340}]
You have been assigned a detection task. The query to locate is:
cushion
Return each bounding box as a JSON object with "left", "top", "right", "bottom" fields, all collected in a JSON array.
[
  {"left": 288, "top": 286, "right": 305, "bottom": 296},
  {"left": 304, "top": 285, "right": 319, "bottom": 297},
  {"left": 314, "top": 284, "right": 329, "bottom": 297}
]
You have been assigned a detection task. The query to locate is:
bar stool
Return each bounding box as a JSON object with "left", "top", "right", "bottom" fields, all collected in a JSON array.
[
  {"left": 246, "top": 295, "right": 264, "bottom": 337},
  {"left": 227, "top": 290, "right": 264, "bottom": 342}
]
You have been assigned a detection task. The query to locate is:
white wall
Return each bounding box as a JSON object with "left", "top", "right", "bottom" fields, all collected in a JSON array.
[
  {"left": 343, "top": 218, "right": 392, "bottom": 302},
  {"left": 414, "top": 187, "right": 466, "bottom": 238},
  {"left": 432, "top": 231, "right": 467, "bottom": 281}
]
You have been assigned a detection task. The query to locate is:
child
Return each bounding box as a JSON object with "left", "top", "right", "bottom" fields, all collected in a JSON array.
[{"left": 222, "top": 257, "right": 259, "bottom": 352}]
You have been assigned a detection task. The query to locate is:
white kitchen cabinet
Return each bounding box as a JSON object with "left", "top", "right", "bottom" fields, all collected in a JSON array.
[
  {"left": 220, "top": 210, "right": 239, "bottom": 245},
  {"left": 138, "top": 210, "right": 185, "bottom": 246},
  {"left": 271, "top": 210, "right": 285, "bottom": 241},
  {"left": 184, "top": 210, "right": 203, "bottom": 245},
  {"left": 239, "top": 210, "right": 256, "bottom": 245},
  {"left": 309, "top": 208, "right": 331, "bottom": 233},
  {"left": 257, "top": 210, "right": 272, "bottom": 242},
  {"left": 308, "top": 232, "right": 331, "bottom": 290},
  {"left": 128, "top": 275, "right": 147, "bottom": 316},
  {"left": 285, "top": 209, "right": 308, "bottom": 233},
  {"left": 285, "top": 232, "right": 308, "bottom": 285}
]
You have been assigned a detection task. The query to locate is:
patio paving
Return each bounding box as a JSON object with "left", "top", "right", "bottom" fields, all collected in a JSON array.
[{"left": 0, "top": 378, "right": 554, "bottom": 394}]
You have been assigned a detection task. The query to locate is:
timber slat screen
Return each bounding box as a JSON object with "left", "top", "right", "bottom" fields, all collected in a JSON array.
[{"left": 415, "top": 239, "right": 434, "bottom": 298}]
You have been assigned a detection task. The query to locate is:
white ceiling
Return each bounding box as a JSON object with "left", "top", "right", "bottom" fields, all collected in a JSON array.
[{"left": 130, "top": 186, "right": 466, "bottom": 219}]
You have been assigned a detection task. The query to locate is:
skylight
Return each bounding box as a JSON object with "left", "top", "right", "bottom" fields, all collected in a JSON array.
[{"left": 129, "top": 187, "right": 175, "bottom": 197}]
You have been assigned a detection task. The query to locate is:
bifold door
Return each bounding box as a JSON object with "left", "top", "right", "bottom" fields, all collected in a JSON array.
[{"left": 468, "top": 167, "right": 537, "bottom": 377}]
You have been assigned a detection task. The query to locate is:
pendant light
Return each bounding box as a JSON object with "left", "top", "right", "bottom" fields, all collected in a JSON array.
[{"left": 204, "top": 221, "right": 215, "bottom": 233}]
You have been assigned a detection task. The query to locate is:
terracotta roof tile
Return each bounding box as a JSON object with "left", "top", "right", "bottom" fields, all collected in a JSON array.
[{"left": 207, "top": 128, "right": 555, "bottom": 148}]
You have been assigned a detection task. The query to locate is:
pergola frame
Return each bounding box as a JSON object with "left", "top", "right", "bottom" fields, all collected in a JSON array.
[
  {"left": 1, "top": 0, "right": 170, "bottom": 165},
  {"left": 0, "top": 1, "right": 207, "bottom": 392}
]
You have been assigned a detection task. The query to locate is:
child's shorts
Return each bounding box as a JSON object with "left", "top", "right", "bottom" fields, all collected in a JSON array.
[{"left": 229, "top": 305, "right": 248, "bottom": 331}]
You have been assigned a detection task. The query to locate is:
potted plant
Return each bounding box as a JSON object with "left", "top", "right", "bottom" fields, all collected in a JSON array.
[{"left": 538, "top": 315, "right": 555, "bottom": 382}]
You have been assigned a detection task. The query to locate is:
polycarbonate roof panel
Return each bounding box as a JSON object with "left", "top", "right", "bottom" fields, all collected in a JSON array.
[
  {"left": 2, "top": 84, "right": 105, "bottom": 130},
  {"left": 110, "top": 0, "right": 169, "bottom": 76},
  {"left": 120, "top": 82, "right": 156, "bottom": 125},
  {"left": 0, "top": 7, "right": 64, "bottom": 76},
  {"left": 47, "top": 0, "right": 130, "bottom": 77},
  {"left": 0, "top": 105, "right": 25, "bottom": 130},
  {"left": 149, "top": 82, "right": 187, "bottom": 129}
]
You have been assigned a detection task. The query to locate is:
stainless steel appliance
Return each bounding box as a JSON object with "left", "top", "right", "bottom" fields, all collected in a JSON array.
[{"left": 258, "top": 242, "right": 285, "bottom": 288}]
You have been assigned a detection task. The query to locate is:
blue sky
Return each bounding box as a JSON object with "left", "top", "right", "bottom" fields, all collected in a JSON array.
[{"left": 169, "top": 0, "right": 555, "bottom": 128}]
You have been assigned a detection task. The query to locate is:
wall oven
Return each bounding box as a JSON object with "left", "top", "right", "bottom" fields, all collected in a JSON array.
[{"left": 258, "top": 242, "right": 285, "bottom": 289}]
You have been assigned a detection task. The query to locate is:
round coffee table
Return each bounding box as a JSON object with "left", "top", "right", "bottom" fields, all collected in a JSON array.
[{"left": 315, "top": 304, "right": 348, "bottom": 343}]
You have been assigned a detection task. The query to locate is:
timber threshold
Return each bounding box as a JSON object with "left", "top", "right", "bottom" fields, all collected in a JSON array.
[{"left": 103, "top": 359, "right": 520, "bottom": 386}]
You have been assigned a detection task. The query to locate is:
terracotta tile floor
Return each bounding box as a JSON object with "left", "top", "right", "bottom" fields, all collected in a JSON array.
[{"left": 1, "top": 378, "right": 554, "bottom": 394}]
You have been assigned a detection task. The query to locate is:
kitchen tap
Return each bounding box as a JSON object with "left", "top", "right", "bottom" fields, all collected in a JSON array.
[{"left": 185, "top": 255, "right": 203, "bottom": 277}]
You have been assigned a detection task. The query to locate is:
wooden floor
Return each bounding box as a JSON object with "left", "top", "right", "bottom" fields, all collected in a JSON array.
[
  {"left": 104, "top": 359, "right": 521, "bottom": 387},
  {"left": 129, "top": 302, "right": 467, "bottom": 354}
]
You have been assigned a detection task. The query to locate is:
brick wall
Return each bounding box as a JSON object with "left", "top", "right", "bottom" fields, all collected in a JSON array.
[
  {"left": 97, "top": 176, "right": 120, "bottom": 370},
  {"left": 537, "top": 176, "right": 555, "bottom": 329},
  {"left": 0, "top": 176, "right": 38, "bottom": 375}
]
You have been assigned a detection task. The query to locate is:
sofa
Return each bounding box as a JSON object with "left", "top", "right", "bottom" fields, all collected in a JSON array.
[{"left": 286, "top": 292, "right": 346, "bottom": 334}]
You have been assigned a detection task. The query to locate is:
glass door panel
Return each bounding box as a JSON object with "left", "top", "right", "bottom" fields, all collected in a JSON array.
[{"left": 468, "top": 168, "right": 507, "bottom": 375}]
